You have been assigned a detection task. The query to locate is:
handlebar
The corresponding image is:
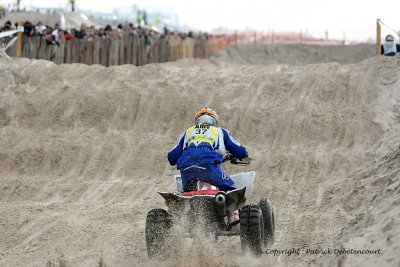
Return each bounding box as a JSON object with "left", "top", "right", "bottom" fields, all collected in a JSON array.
[{"left": 222, "top": 154, "right": 252, "bottom": 165}]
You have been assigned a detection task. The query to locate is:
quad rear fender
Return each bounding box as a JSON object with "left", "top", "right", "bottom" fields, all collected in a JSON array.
[
  {"left": 157, "top": 186, "right": 247, "bottom": 213},
  {"left": 173, "top": 171, "right": 256, "bottom": 198}
]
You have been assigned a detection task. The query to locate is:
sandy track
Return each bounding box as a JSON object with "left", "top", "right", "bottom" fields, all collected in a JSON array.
[{"left": 0, "top": 47, "right": 399, "bottom": 267}]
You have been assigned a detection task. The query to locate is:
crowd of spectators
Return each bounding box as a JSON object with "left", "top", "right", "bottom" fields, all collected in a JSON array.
[{"left": 0, "top": 19, "right": 210, "bottom": 47}]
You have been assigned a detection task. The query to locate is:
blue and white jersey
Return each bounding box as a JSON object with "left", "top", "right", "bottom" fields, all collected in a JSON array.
[{"left": 168, "top": 125, "right": 248, "bottom": 169}]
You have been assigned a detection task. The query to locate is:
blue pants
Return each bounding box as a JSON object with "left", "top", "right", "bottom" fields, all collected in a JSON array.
[{"left": 180, "top": 164, "right": 236, "bottom": 192}]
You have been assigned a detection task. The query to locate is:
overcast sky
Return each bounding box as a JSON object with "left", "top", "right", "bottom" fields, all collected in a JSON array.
[{"left": 2, "top": 0, "right": 399, "bottom": 41}]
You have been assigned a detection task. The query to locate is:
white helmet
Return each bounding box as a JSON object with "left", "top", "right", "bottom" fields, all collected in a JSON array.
[
  {"left": 195, "top": 107, "right": 219, "bottom": 126},
  {"left": 385, "top": 34, "right": 394, "bottom": 42},
  {"left": 196, "top": 114, "right": 218, "bottom": 126}
]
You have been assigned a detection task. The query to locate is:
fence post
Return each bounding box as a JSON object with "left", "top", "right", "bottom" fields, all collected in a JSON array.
[
  {"left": 376, "top": 19, "right": 381, "bottom": 56},
  {"left": 16, "top": 21, "right": 23, "bottom": 58}
]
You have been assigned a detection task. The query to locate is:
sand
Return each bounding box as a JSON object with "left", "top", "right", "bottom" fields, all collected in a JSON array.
[{"left": 0, "top": 45, "right": 399, "bottom": 267}]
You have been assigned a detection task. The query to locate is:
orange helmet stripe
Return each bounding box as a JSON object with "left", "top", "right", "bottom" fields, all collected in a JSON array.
[{"left": 195, "top": 108, "right": 218, "bottom": 119}]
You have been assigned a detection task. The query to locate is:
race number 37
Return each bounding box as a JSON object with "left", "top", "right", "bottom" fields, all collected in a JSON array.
[{"left": 195, "top": 129, "right": 208, "bottom": 134}]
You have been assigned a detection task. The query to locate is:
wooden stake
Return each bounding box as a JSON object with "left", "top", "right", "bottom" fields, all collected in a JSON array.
[
  {"left": 16, "top": 21, "right": 23, "bottom": 58},
  {"left": 376, "top": 19, "right": 381, "bottom": 56}
]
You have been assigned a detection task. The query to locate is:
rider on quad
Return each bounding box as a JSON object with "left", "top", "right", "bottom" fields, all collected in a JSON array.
[{"left": 167, "top": 107, "right": 249, "bottom": 222}]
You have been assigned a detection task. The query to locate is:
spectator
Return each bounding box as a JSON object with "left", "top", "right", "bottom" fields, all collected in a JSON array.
[
  {"left": 122, "top": 23, "right": 132, "bottom": 33},
  {"left": 58, "top": 29, "right": 65, "bottom": 40},
  {"left": 74, "top": 23, "right": 87, "bottom": 39},
  {"left": 0, "top": 4, "right": 5, "bottom": 19},
  {"left": 143, "top": 27, "right": 152, "bottom": 45},
  {"left": 23, "top": 21, "right": 34, "bottom": 36},
  {"left": 162, "top": 26, "right": 169, "bottom": 38},
  {"left": 3, "top": 24, "right": 11, "bottom": 32},
  {"left": 0, "top": 22, "right": 12, "bottom": 49},
  {"left": 86, "top": 25, "right": 95, "bottom": 35},
  {"left": 4, "top": 20, "right": 13, "bottom": 30},
  {"left": 35, "top": 21, "right": 46, "bottom": 35},
  {"left": 84, "top": 25, "right": 97, "bottom": 41},
  {"left": 70, "top": 0, "right": 75, "bottom": 12},
  {"left": 381, "top": 34, "right": 400, "bottom": 56},
  {"left": 104, "top": 24, "right": 113, "bottom": 37},
  {"left": 51, "top": 22, "right": 60, "bottom": 41},
  {"left": 42, "top": 26, "right": 59, "bottom": 45},
  {"left": 97, "top": 27, "right": 105, "bottom": 38},
  {"left": 64, "top": 29, "right": 73, "bottom": 40}
]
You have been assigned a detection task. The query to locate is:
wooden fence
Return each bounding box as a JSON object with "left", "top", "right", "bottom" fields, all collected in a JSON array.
[
  {"left": 6, "top": 33, "right": 215, "bottom": 66},
  {"left": 6, "top": 30, "right": 343, "bottom": 65}
]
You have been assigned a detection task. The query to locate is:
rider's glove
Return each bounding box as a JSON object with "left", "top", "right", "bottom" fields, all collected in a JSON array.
[
  {"left": 240, "top": 157, "right": 252, "bottom": 163},
  {"left": 230, "top": 156, "right": 251, "bottom": 164}
]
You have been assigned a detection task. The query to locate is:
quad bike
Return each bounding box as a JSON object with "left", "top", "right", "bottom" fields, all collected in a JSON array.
[{"left": 145, "top": 155, "right": 275, "bottom": 258}]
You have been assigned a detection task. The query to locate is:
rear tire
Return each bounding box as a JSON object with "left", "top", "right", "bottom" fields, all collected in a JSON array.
[
  {"left": 259, "top": 198, "right": 275, "bottom": 247},
  {"left": 145, "top": 209, "right": 172, "bottom": 258},
  {"left": 240, "top": 205, "right": 264, "bottom": 256}
]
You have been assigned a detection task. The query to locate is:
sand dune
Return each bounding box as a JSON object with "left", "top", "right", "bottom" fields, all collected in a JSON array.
[
  {"left": 209, "top": 44, "right": 376, "bottom": 65},
  {"left": 0, "top": 46, "right": 399, "bottom": 267}
]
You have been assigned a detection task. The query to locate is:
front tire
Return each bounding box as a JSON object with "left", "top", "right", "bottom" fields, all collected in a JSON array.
[
  {"left": 145, "top": 209, "right": 172, "bottom": 258},
  {"left": 240, "top": 205, "right": 264, "bottom": 256}
]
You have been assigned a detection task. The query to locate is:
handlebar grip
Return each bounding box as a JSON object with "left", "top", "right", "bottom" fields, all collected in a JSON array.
[
  {"left": 221, "top": 154, "right": 252, "bottom": 165},
  {"left": 231, "top": 157, "right": 251, "bottom": 165}
]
